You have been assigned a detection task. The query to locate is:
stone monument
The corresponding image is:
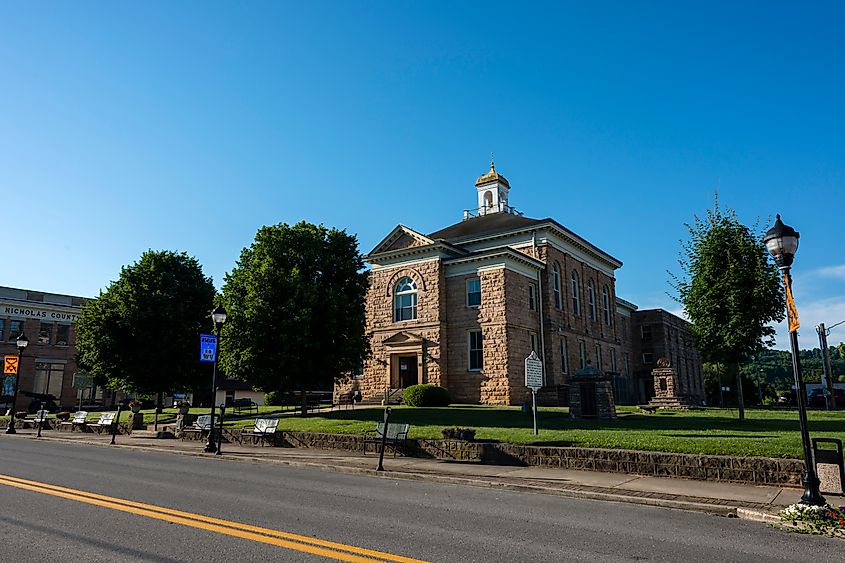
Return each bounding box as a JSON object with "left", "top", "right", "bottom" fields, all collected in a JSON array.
[
  {"left": 643, "top": 357, "right": 699, "bottom": 409},
  {"left": 569, "top": 362, "right": 617, "bottom": 420}
]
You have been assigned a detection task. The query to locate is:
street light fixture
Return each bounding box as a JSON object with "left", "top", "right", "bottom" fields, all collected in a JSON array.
[
  {"left": 204, "top": 306, "right": 227, "bottom": 453},
  {"left": 763, "top": 214, "right": 825, "bottom": 506},
  {"left": 6, "top": 333, "right": 29, "bottom": 434}
]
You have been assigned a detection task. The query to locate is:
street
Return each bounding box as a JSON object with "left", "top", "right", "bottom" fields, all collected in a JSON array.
[{"left": 0, "top": 437, "right": 840, "bottom": 562}]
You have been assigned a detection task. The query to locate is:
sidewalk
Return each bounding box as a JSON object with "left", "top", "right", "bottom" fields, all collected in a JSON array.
[{"left": 11, "top": 428, "right": 838, "bottom": 522}]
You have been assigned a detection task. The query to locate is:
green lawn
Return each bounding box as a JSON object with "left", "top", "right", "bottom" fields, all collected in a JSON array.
[
  {"left": 4, "top": 404, "right": 842, "bottom": 459},
  {"left": 227, "top": 405, "right": 844, "bottom": 459}
]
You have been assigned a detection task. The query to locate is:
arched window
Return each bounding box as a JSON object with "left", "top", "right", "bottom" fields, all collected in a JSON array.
[
  {"left": 570, "top": 271, "right": 581, "bottom": 316},
  {"left": 587, "top": 279, "right": 596, "bottom": 321},
  {"left": 394, "top": 277, "right": 418, "bottom": 321},
  {"left": 483, "top": 191, "right": 493, "bottom": 209},
  {"left": 552, "top": 264, "right": 562, "bottom": 309},
  {"left": 602, "top": 286, "right": 611, "bottom": 325}
]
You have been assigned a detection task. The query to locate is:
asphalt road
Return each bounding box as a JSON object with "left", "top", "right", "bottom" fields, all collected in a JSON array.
[{"left": 0, "top": 437, "right": 840, "bottom": 562}]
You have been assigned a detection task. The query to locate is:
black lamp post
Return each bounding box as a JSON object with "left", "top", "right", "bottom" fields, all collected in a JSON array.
[
  {"left": 763, "top": 214, "right": 825, "bottom": 506},
  {"left": 204, "top": 306, "right": 226, "bottom": 453},
  {"left": 5, "top": 333, "right": 29, "bottom": 435}
]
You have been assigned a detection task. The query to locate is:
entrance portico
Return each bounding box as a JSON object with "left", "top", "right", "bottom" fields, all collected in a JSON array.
[{"left": 383, "top": 331, "right": 425, "bottom": 389}]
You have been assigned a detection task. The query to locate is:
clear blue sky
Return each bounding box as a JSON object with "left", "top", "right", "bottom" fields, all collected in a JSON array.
[{"left": 2, "top": 2, "right": 843, "bottom": 349}]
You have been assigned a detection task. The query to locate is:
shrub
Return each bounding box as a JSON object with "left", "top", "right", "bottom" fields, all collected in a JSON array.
[
  {"left": 403, "top": 384, "right": 450, "bottom": 407},
  {"left": 264, "top": 391, "right": 284, "bottom": 406}
]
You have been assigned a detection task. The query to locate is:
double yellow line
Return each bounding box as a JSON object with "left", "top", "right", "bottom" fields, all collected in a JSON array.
[{"left": 0, "top": 473, "right": 427, "bottom": 562}]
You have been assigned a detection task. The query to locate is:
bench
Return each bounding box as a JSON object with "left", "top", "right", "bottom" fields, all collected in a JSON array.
[
  {"left": 364, "top": 422, "right": 410, "bottom": 457},
  {"left": 86, "top": 412, "right": 117, "bottom": 434},
  {"left": 181, "top": 415, "right": 214, "bottom": 439},
  {"left": 59, "top": 411, "right": 89, "bottom": 432},
  {"left": 244, "top": 418, "right": 279, "bottom": 446},
  {"left": 22, "top": 410, "right": 50, "bottom": 429},
  {"left": 228, "top": 398, "right": 258, "bottom": 416}
]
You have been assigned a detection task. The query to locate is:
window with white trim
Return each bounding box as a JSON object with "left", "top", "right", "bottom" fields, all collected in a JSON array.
[
  {"left": 528, "top": 283, "right": 537, "bottom": 311},
  {"left": 595, "top": 344, "right": 602, "bottom": 370},
  {"left": 571, "top": 271, "right": 581, "bottom": 316},
  {"left": 560, "top": 337, "right": 569, "bottom": 374},
  {"left": 610, "top": 348, "right": 617, "bottom": 372},
  {"left": 552, "top": 265, "right": 562, "bottom": 309},
  {"left": 468, "top": 330, "right": 483, "bottom": 371},
  {"left": 602, "top": 286, "right": 611, "bottom": 325},
  {"left": 530, "top": 332, "right": 538, "bottom": 352},
  {"left": 587, "top": 280, "right": 596, "bottom": 321},
  {"left": 394, "top": 277, "right": 418, "bottom": 321},
  {"left": 578, "top": 340, "right": 586, "bottom": 369},
  {"left": 466, "top": 277, "right": 481, "bottom": 308}
]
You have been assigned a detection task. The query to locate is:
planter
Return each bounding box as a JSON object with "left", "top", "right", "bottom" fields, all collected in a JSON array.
[{"left": 56, "top": 412, "right": 70, "bottom": 421}]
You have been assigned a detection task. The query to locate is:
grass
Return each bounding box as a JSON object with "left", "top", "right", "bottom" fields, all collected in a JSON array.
[
  {"left": 226, "top": 404, "right": 844, "bottom": 459},
  {"left": 3, "top": 404, "right": 842, "bottom": 459}
]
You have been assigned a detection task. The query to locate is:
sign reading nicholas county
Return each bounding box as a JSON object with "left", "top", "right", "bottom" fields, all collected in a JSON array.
[{"left": 199, "top": 334, "right": 217, "bottom": 363}]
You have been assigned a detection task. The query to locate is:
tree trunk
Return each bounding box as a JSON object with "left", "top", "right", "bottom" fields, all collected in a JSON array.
[
  {"left": 300, "top": 388, "right": 307, "bottom": 417},
  {"left": 735, "top": 362, "right": 745, "bottom": 421}
]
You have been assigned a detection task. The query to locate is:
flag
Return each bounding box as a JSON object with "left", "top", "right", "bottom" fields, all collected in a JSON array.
[{"left": 784, "top": 273, "right": 800, "bottom": 333}]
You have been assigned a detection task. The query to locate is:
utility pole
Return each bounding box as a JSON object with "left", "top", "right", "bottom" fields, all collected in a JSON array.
[{"left": 816, "top": 323, "right": 837, "bottom": 409}]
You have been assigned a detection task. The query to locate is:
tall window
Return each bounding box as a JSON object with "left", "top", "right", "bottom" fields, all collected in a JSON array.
[
  {"left": 394, "top": 277, "right": 418, "bottom": 321},
  {"left": 571, "top": 271, "right": 581, "bottom": 316},
  {"left": 8, "top": 320, "right": 23, "bottom": 341},
  {"left": 33, "top": 362, "right": 64, "bottom": 398},
  {"left": 595, "top": 344, "right": 602, "bottom": 370},
  {"left": 624, "top": 353, "right": 630, "bottom": 375},
  {"left": 56, "top": 325, "right": 70, "bottom": 346},
  {"left": 578, "top": 340, "right": 586, "bottom": 369},
  {"left": 530, "top": 333, "right": 538, "bottom": 352},
  {"left": 610, "top": 348, "right": 617, "bottom": 372},
  {"left": 468, "top": 330, "right": 483, "bottom": 371},
  {"left": 641, "top": 325, "right": 652, "bottom": 341},
  {"left": 528, "top": 283, "right": 537, "bottom": 311},
  {"left": 0, "top": 319, "right": 4, "bottom": 341},
  {"left": 39, "top": 322, "right": 52, "bottom": 345},
  {"left": 602, "top": 286, "right": 611, "bottom": 325},
  {"left": 552, "top": 265, "right": 562, "bottom": 309},
  {"left": 587, "top": 280, "right": 596, "bottom": 321},
  {"left": 560, "top": 337, "right": 569, "bottom": 374},
  {"left": 466, "top": 277, "right": 481, "bottom": 307}
]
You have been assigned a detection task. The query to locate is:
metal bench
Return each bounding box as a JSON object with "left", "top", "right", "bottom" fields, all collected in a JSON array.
[
  {"left": 365, "top": 422, "right": 410, "bottom": 457},
  {"left": 86, "top": 412, "right": 117, "bottom": 434},
  {"left": 229, "top": 398, "right": 258, "bottom": 416},
  {"left": 245, "top": 418, "right": 279, "bottom": 446},
  {"left": 21, "top": 410, "right": 50, "bottom": 429},
  {"left": 181, "top": 414, "right": 214, "bottom": 439},
  {"left": 59, "top": 411, "right": 89, "bottom": 432}
]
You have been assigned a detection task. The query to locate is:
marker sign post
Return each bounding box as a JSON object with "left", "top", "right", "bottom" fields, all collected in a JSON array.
[
  {"left": 200, "top": 334, "right": 217, "bottom": 363},
  {"left": 525, "top": 351, "right": 543, "bottom": 435}
]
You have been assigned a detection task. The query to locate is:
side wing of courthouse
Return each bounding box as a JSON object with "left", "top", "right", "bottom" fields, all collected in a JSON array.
[{"left": 342, "top": 164, "right": 704, "bottom": 406}]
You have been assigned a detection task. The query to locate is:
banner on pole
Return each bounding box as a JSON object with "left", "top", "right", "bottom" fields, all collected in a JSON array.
[{"left": 200, "top": 334, "right": 217, "bottom": 363}]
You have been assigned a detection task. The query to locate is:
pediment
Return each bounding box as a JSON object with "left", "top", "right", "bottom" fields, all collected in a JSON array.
[
  {"left": 369, "top": 225, "right": 435, "bottom": 255},
  {"left": 382, "top": 331, "right": 425, "bottom": 347}
]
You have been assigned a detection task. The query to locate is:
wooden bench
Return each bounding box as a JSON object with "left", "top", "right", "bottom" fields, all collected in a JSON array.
[
  {"left": 229, "top": 398, "right": 258, "bottom": 416},
  {"left": 364, "top": 422, "right": 410, "bottom": 457},
  {"left": 244, "top": 418, "right": 279, "bottom": 446},
  {"left": 86, "top": 412, "right": 117, "bottom": 434},
  {"left": 59, "top": 411, "right": 89, "bottom": 432},
  {"left": 181, "top": 414, "right": 214, "bottom": 439}
]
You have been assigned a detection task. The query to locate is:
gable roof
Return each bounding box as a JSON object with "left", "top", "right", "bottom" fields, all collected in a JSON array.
[
  {"left": 428, "top": 213, "right": 545, "bottom": 241},
  {"left": 369, "top": 225, "right": 435, "bottom": 255}
]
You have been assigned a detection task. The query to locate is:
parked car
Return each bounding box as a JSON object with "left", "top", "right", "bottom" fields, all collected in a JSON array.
[{"left": 808, "top": 388, "right": 845, "bottom": 408}]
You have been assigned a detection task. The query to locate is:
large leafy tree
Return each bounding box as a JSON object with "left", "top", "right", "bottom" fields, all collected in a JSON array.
[
  {"left": 219, "top": 222, "right": 369, "bottom": 409},
  {"left": 673, "top": 202, "right": 785, "bottom": 420},
  {"left": 76, "top": 250, "right": 216, "bottom": 396}
]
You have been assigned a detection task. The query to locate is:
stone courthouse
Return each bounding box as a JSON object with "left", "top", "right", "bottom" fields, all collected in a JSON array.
[{"left": 343, "top": 164, "right": 704, "bottom": 406}]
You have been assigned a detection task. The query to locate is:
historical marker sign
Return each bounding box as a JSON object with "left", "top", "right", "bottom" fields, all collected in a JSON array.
[
  {"left": 3, "top": 355, "right": 19, "bottom": 375},
  {"left": 524, "top": 351, "right": 543, "bottom": 391},
  {"left": 199, "top": 334, "right": 217, "bottom": 363}
]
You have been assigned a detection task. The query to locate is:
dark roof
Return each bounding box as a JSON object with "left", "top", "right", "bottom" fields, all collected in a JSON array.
[
  {"left": 216, "top": 379, "right": 256, "bottom": 391},
  {"left": 428, "top": 213, "right": 545, "bottom": 241}
]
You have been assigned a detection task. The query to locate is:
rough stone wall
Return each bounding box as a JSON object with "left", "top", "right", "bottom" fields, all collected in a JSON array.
[
  {"left": 358, "top": 260, "right": 445, "bottom": 401},
  {"left": 445, "top": 268, "right": 510, "bottom": 404},
  {"left": 504, "top": 269, "right": 541, "bottom": 404}
]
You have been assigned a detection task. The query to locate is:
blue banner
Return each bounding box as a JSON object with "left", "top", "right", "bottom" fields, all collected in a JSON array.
[{"left": 199, "top": 334, "right": 217, "bottom": 363}]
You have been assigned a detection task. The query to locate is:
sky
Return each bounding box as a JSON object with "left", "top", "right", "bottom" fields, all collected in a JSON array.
[{"left": 2, "top": 2, "right": 843, "bottom": 350}]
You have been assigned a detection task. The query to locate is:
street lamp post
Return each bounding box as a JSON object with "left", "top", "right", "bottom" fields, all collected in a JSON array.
[
  {"left": 5, "top": 333, "right": 29, "bottom": 435},
  {"left": 204, "top": 306, "right": 227, "bottom": 453},
  {"left": 763, "top": 214, "right": 825, "bottom": 506}
]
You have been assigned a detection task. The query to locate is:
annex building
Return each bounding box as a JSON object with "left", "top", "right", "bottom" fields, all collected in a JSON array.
[{"left": 341, "top": 164, "right": 704, "bottom": 407}]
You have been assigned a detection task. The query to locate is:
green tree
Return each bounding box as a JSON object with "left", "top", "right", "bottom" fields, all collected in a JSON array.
[
  {"left": 219, "top": 222, "right": 369, "bottom": 412},
  {"left": 672, "top": 201, "right": 785, "bottom": 420},
  {"left": 76, "top": 250, "right": 216, "bottom": 398}
]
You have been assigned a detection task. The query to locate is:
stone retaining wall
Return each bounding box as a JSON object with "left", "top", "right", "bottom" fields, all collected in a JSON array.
[{"left": 180, "top": 429, "right": 804, "bottom": 487}]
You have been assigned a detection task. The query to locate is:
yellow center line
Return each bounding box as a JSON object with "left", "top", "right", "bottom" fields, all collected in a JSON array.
[{"left": 0, "top": 473, "right": 428, "bottom": 563}]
